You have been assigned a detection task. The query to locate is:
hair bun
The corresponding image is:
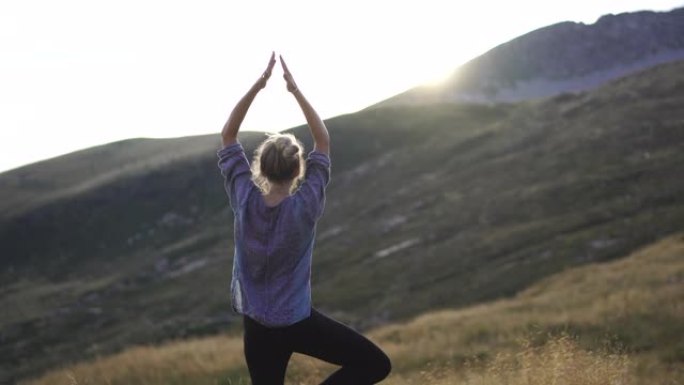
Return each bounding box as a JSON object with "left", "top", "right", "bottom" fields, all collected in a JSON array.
[{"left": 283, "top": 144, "right": 299, "bottom": 158}]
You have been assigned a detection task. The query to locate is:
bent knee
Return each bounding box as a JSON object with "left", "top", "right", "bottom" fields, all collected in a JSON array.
[{"left": 369, "top": 350, "right": 392, "bottom": 382}]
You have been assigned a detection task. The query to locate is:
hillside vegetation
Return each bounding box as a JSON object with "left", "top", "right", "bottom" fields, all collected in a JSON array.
[
  {"left": 24, "top": 232, "right": 684, "bottom": 384},
  {"left": 2, "top": 61, "right": 684, "bottom": 382}
]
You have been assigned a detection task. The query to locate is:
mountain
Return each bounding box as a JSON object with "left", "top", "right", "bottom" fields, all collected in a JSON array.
[
  {"left": 374, "top": 7, "right": 684, "bottom": 107},
  {"left": 2, "top": 59, "right": 684, "bottom": 383}
]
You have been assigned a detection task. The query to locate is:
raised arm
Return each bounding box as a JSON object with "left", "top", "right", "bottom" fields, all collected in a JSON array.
[
  {"left": 280, "top": 55, "right": 330, "bottom": 155},
  {"left": 221, "top": 52, "right": 277, "bottom": 147}
]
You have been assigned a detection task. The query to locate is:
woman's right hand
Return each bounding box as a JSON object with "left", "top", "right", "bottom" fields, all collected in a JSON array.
[
  {"left": 280, "top": 55, "right": 329, "bottom": 154},
  {"left": 279, "top": 55, "right": 299, "bottom": 94}
]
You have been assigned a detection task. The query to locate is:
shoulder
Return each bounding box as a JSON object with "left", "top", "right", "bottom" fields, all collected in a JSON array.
[
  {"left": 307, "top": 149, "right": 330, "bottom": 165},
  {"left": 217, "top": 142, "right": 246, "bottom": 158}
]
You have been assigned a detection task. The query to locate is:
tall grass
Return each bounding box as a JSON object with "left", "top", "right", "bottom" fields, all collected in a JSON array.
[{"left": 390, "top": 334, "right": 632, "bottom": 385}]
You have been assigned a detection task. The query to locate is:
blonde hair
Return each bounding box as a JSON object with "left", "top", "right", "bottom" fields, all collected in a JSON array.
[{"left": 251, "top": 133, "right": 305, "bottom": 194}]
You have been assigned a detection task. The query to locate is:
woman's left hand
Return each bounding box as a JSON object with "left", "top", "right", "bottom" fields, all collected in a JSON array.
[{"left": 255, "top": 51, "right": 277, "bottom": 89}]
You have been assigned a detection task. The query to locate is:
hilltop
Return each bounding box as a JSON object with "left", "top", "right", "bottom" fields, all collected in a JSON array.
[{"left": 375, "top": 7, "right": 684, "bottom": 106}]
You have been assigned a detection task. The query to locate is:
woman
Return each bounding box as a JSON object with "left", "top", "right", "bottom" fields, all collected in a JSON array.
[{"left": 217, "top": 52, "right": 392, "bottom": 385}]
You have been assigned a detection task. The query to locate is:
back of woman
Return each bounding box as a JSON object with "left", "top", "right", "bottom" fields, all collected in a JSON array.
[
  {"left": 217, "top": 52, "right": 390, "bottom": 385},
  {"left": 218, "top": 137, "right": 330, "bottom": 327}
]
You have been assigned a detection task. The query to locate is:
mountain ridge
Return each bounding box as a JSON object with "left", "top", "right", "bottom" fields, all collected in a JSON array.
[{"left": 374, "top": 7, "right": 684, "bottom": 107}]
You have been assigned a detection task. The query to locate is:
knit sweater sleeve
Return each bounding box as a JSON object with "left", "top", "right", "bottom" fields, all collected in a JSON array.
[
  {"left": 296, "top": 150, "right": 331, "bottom": 221},
  {"left": 217, "top": 142, "right": 253, "bottom": 210}
]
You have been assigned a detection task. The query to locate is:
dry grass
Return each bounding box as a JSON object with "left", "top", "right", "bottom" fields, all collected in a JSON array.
[
  {"left": 388, "top": 335, "right": 632, "bottom": 385},
  {"left": 372, "top": 232, "right": 684, "bottom": 381},
  {"left": 24, "top": 233, "right": 684, "bottom": 385},
  {"left": 25, "top": 337, "right": 245, "bottom": 385},
  {"left": 29, "top": 335, "right": 634, "bottom": 385}
]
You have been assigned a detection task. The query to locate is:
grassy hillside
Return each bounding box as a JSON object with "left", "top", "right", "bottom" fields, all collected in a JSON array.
[
  {"left": 2, "top": 60, "right": 684, "bottom": 382},
  {"left": 0, "top": 135, "right": 212, "bottom": 219},
  {"left": 23, "top": 232, "right": 684, "bottom": 384}
]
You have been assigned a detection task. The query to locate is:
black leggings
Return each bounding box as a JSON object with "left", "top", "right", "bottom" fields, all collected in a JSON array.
[{"left": 242, "top": 307, "right": 392, "bottom": 384}]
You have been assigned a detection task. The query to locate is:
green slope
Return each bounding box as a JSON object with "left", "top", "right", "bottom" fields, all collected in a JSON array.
[
  {"left": 1, "top": 61, "right": 684, "bottom": 382},
  {"left": 24, "top": 232, "right": 684, "bottom": 385}
]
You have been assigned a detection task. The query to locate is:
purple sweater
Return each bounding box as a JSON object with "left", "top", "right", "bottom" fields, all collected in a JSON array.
[{"left": 217, "top": 142, "right": 331, "bottom": 327}]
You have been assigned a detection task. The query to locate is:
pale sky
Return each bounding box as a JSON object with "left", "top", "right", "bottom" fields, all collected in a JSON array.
[{"left": 1, "top": 0, "right": 682, "bottom": 172}]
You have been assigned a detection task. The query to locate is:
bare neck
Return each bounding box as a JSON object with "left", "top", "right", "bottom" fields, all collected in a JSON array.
[
  {"left": 268, "top": 182, "right": 293, "bottom": 196},
  {"left": 263, "top": 181, "right": 294, "bottom": 206}
]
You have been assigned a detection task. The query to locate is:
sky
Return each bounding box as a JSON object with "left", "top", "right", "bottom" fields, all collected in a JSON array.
[{"left": 1, "top": 0, "right": 682, "bottom": 173}]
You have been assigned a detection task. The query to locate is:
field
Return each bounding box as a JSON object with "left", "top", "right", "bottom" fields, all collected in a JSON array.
[{"left": 24, "top": 233, "right": 684, "bottom": 384}]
